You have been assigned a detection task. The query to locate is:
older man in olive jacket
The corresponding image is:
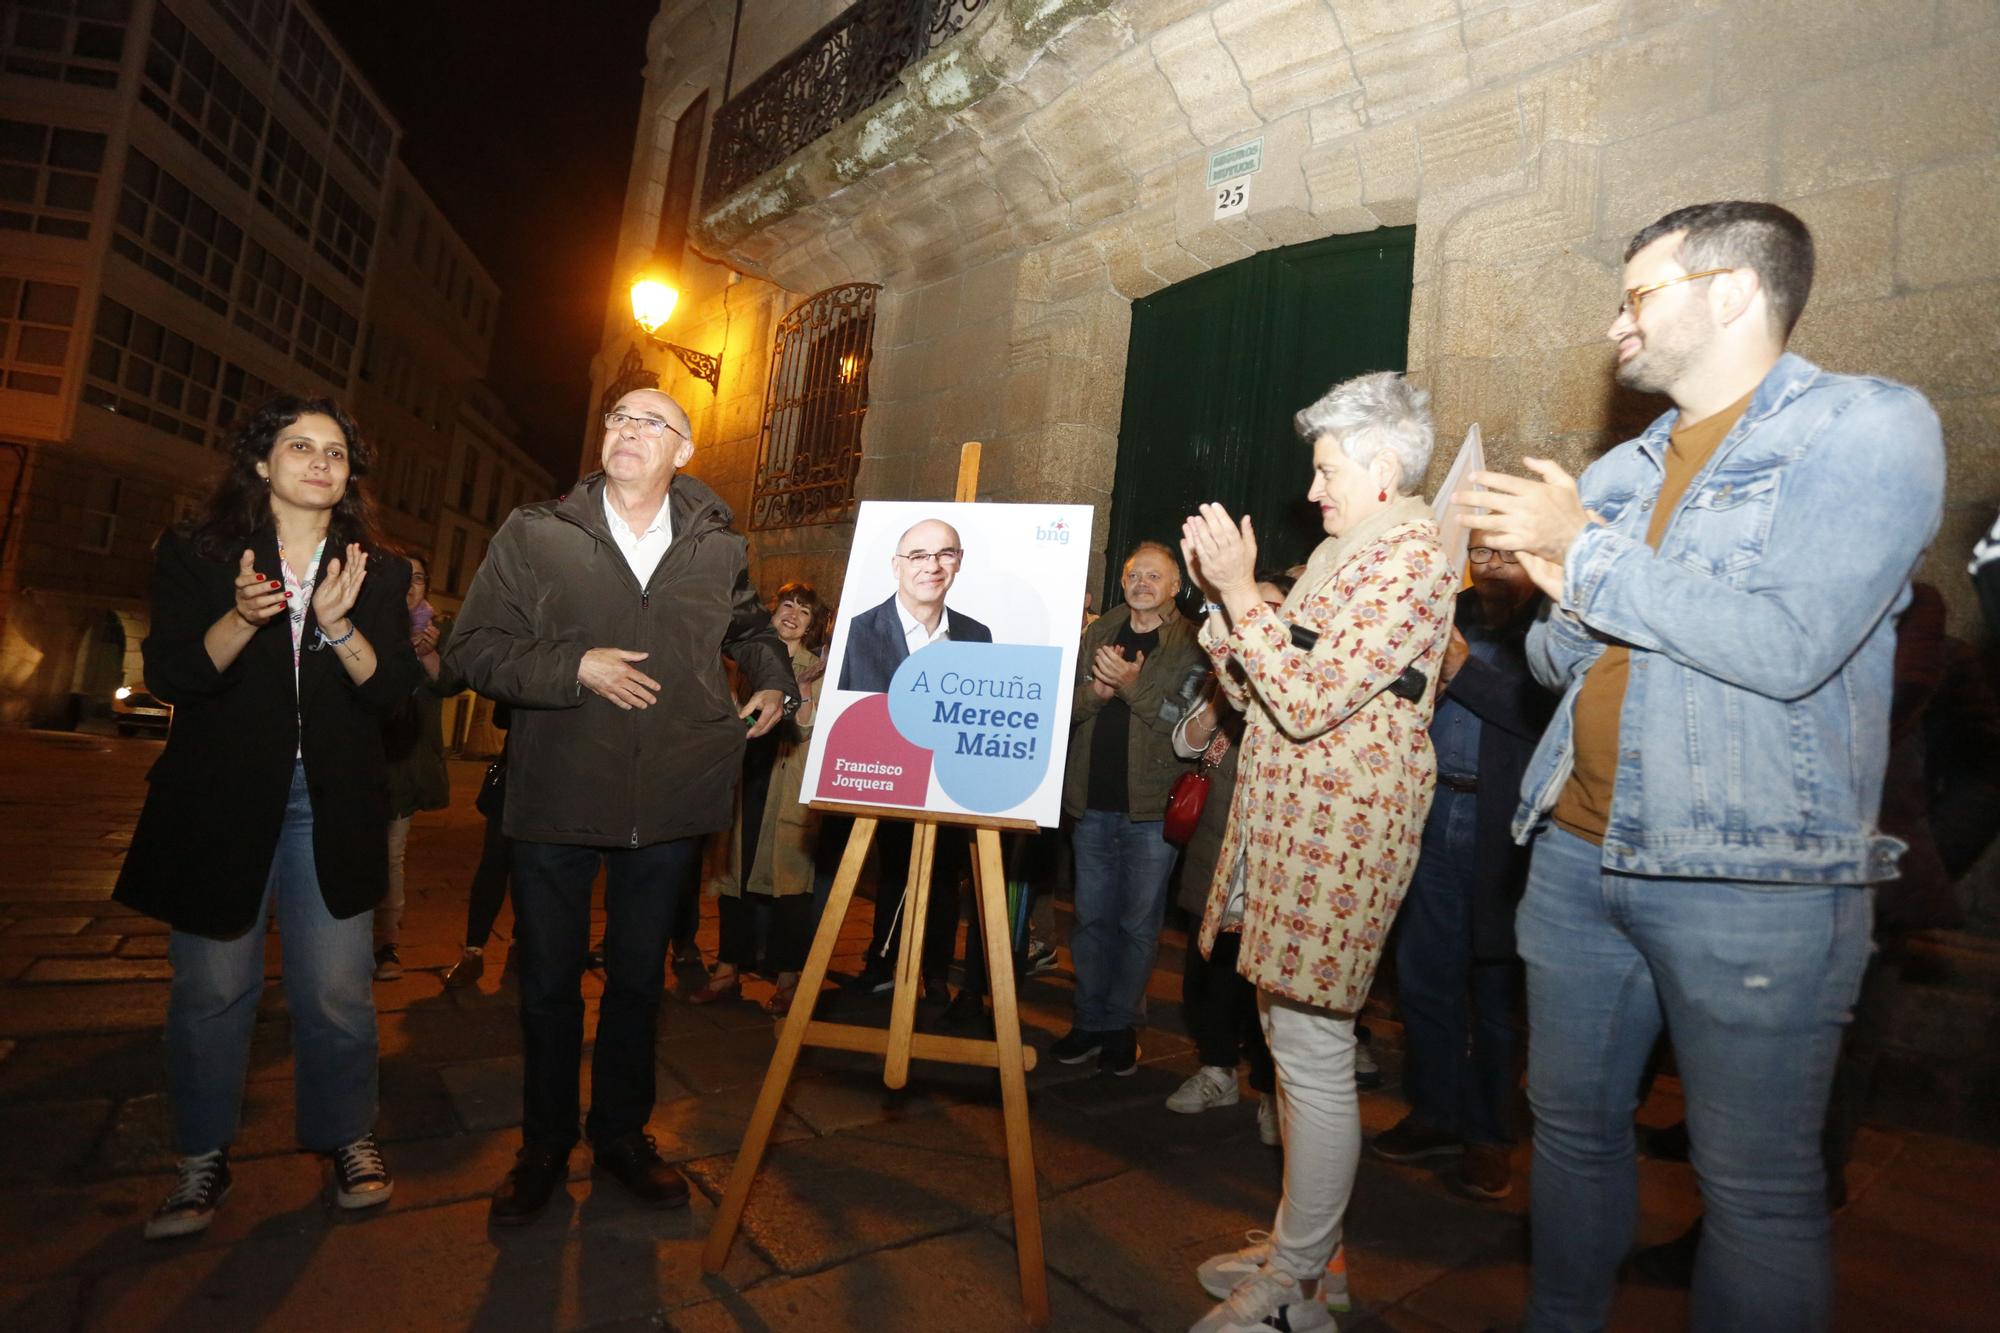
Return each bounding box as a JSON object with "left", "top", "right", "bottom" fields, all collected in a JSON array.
[
  {"left": 446, "top": 389, "right": 796, "bottom": 1224},
  {"left": 1049, "top": 541, "right": 1203, "bottom": 1076}
]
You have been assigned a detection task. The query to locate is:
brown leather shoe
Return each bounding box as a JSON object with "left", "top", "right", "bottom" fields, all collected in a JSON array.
[
  {"left": 1452, "top": 1141, "right": 1514, "bottom": 1200},
  {"left": 489, "top": 1143, "right": 571, "bottom": 1225},
  {"left": 592, "top": 1132, "right": 689, "bottom": 1208}
]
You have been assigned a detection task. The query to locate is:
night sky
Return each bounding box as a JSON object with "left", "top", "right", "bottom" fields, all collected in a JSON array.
[{"left": 318, "top": 0, "right": 662, "bottom": 481}]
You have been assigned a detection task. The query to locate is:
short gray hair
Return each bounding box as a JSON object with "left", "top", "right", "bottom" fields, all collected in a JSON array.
[{"left": 1292, "top": 371, "right": 1435, "bottom": 494}]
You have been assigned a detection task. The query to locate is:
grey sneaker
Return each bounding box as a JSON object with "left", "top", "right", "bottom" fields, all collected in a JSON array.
[
  {"left": 145, "top": 1150, "right": 231, "bottom": 1240},
  {"left": 1196, "top": 1232, "right": 1350, "bottom": 1311},
  {"left": 331, "top": 1134, "right": 394, "bottom": 1209},
  {"left": 1190, "top": 1261, "right": 1335, "bottom": 1332},
  {"left": 372, "top": 944, "right": 402, "bottom": 981},
  {"left": 1167, "top": 1066, "right": 1240, "bottom": 1113},
  {"left": 1257, "top": 1094, "right": 1280, "bottom": 1146}
]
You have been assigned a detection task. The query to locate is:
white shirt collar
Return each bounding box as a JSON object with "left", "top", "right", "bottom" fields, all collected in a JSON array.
[{"left": 894, "top": 596, "right": 951, "bottom": 653}]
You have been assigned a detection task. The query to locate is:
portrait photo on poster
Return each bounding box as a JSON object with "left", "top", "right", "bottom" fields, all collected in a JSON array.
[{"left": 804, "top": 500, "right": 1093, "bottom": 828}]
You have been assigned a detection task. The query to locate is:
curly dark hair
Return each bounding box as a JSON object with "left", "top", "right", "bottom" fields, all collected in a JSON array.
[{"left": 186, "top": 394, "right": 382, "bottom": 561}]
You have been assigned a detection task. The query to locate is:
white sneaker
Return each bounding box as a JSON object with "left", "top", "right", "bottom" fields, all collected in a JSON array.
[
  {"left": 1167, "top": 1066, "right": 1241, "bottom": 1113},
  {"left": 1197, "top": 1233, "right": 1347, "bottom": 1306},
  {"left": 1257, "top": 1094, "right": 1280, "bottom": 1146},
  {"left": 1189, "top": 1262, "right": 1335, "bottom": 1332}
]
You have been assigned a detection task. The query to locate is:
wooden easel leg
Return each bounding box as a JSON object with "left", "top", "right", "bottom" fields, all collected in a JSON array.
[
  {"left": 701, "top": 817, "right": 878, "bottom": 1273},
  {"left": 883, "top": 819, "right": 936, "bottom": 1091},
  {"left": 973, "top": 827, "right": 1050, "bottom": 1325}
]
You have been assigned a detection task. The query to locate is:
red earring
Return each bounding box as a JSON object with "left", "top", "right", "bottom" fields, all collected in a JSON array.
[{"left": 1377, "top": 488, "right": 1387, "bottom": 502}]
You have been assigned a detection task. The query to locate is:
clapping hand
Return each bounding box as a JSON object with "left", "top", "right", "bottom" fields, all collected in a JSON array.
[
  {"left": 312, "top": 543, "right": 369, "bottom": 629},
  {"left": 1180, "top": 504, "right": 1258, "bottom": 601},
  {"left": 1091, "top": 644, "right": 1145, "bottom": 696},
  {"left": 232, "top": 549, "right": 288, "bottom": 628}
]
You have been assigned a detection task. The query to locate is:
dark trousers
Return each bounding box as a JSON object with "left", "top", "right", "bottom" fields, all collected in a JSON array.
[
  {"left": 1395, "top": 789, "right": 1520, "bottom": 1145},
  {"left": 717, "top": 892, "right": 811, "bottom": 974},
  {"left": 1182, "top": 929, "right": 1274, "bottom": 1092},
  {"left": 511, "top": 836, "right": 700, "bottom": 1149},
  {"left": 868, "top": 821, "right": 968, "bottom": 981},
  {"left": 464, "top": 808, "right": 513, "bottom": 948}
]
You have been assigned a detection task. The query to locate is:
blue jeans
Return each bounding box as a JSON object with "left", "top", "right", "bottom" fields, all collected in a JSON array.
[
  {"left": 1517, "top": 827, "right": 1871, "bottom": 1333},
  {"left": 1396, "top": 788, "right": 1519, "bottom": 1145},
  {"left": 1069, "top": 810, "right": 1179, "bottom": 1032},
  {"left": 510, "top": 836, "right": 700, "bottom": 1149},
  {"left": 167, "top": 761, "right": 378, "bottom": 1154}
]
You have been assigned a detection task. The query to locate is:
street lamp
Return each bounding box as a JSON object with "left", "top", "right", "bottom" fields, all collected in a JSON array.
[{"left": 629, "top": 276, "right": 721, "bottom": 394}]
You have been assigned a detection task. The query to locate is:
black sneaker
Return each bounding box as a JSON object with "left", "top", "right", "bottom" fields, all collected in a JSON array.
[
  {"left": 443, "top": 948, "right": 485, "bottom": 989},
  {"left": 331, "top": 1134, "right": 394, "bottom": 1209},
  {"left": 854, "top": 959, "right": 896, "bottom": 994},
  {"left": 372, "top": 944, "right": 402, "bottom": 981},
  {"left": 1098, "top": 1028, "right": 1140, "bottom": 1076},
  {"left": 1048, "top": 1027, "right": 1104, "bottom": 1064},
  {"left": 1368, "top": 1114, "right": 1464, "bottom": 1162},
  {"left": 1024, "top": 937, "right": 1059, "bottom": 974},
  {"left": 145, "top": 1150, "right": 231, "bottom": 1239}
]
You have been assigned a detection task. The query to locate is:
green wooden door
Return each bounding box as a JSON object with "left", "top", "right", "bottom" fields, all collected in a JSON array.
[{"left": 1104, "top": 227, "right": 1415, "bottom": 611}]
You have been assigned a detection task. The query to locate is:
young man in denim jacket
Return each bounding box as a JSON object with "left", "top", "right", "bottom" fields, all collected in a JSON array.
[{"left": 1460, "top": 201, "right": 1945, "bottom": 1332}]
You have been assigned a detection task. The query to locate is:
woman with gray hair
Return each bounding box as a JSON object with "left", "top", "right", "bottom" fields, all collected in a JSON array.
[{"left": 1179, "top": 371, "right": 1457, "bottom": 1333}]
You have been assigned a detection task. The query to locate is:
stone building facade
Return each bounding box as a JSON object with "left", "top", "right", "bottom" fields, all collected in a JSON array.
[{"left": 592, "top": 0, "right": 1998, "bottom": 637}]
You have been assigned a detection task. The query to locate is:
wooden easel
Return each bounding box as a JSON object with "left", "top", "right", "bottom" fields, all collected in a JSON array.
[{"left": 700, "top": 443, "right": 1051, "bottom": 1327}]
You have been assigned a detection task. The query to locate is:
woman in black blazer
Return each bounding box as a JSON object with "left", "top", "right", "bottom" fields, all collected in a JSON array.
[{"left": 114, "top": 395, "right": 420, "bottom": 1240}]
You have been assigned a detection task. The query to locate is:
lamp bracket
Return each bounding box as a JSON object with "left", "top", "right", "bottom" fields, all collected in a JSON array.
[{"left": 640, "top": 330, "right": 721, "bottom": 394}]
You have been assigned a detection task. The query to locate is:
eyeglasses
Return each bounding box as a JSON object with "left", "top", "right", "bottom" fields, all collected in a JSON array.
[
  {"left": 1468, "top": 547, "right": 1519, "bottom": 565},
  {"left": 1618, "top": 268, "right": 1733, "bottom": 319},
  {"left": 603, "top": 410, "right": 688, "bottom": 441},
  {"left": 894, "top": 548, "right": 962, "bottom": 568}
]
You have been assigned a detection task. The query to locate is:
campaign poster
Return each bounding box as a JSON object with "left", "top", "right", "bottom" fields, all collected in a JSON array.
[{"left": 802, "top": 501, "right": 1093, "bottom": 828}]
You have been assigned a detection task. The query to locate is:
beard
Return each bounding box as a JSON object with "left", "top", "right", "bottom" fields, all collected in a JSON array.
[{"left": 1614, "top": 301, "right": 1712, "bottom": 394}]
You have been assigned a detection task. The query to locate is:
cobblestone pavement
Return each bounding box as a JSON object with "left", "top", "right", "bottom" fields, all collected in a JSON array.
[{"left": 1, "top": 728, "right": 1996, "bottom": 1331}]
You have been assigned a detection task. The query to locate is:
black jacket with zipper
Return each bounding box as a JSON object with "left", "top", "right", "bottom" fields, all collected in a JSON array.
[{"left": 444, "top": 471, "right": 795, "bottom": 848}]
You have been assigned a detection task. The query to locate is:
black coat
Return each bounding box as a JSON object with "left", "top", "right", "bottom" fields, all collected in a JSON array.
[
  {"left": 443, "top": 472, "right": 796, "bottom": 848},
  {"left": 836, "top": 593, "right": 993, "bottom": 693},
  {"left": 1437, "top": 588, "right": 1556, "bottom": 959},
  {"left": 114, "top": 529, "right": 421, "bottom": 938}
]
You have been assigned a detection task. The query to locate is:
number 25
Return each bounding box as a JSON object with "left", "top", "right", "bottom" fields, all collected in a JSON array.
[{"left": 1218, "top": 184, "right": 1245, "bottom": 208}]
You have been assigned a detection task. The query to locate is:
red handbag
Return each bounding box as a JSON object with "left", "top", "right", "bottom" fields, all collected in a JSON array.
[{"left": 1163, "top": 767, "right": 1209, "bottom": 845}]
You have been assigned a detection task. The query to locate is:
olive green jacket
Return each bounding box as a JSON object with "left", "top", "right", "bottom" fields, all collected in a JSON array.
[{"left": 1061, "top": 604, "right": 1202, "bottom": 820}]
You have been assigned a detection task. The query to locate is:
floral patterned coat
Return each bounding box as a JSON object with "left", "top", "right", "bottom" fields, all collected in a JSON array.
[{"left": 1198, "top": 515, "right": 1456, "bottom": 1012}]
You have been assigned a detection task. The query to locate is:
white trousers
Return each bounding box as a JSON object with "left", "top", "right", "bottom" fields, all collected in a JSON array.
[{"left": 1258, "top": 991, "right": 1361, "bottom": 1281}]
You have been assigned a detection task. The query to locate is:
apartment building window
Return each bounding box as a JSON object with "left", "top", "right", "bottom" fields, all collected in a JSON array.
[
  {"left": 84, "top": 297, "right": 222, "bottom": 443},
  {"left": 334, "top": 81, "right": 390, "bottom": 184},
  {"left": 445, "top": 527, "right": 467, "bottom": 595},
  {"left": 0, "top": 276, "right": 80, "bottom": 395},
  {"left": 212, "top": 0, "right": 280, "bottom": 58},
  {"left": 294, "top": 284, "right": 356, "bottom": 384},
  {"left": 277, "top": 8, "right": 339, "bottom": 125},
  {"left": 140, "top": 7, "right": 265, "bottom": 190},
  {"left": 458, "top": 453, "right": 478, "bottom": 512},
  {"left": 2, "top": 0, "right": 127, "bottom": 89},
  {"left": 312, "top": 177, "right": 374, "bottom": 285},
  {"left": 233, "top": 240, "right": 301, "bottom": 354},
  {"left": 112, "top": 149, "right": 242, "bottom": 315},
  {"left": 214, "top": 361, "right": 274, "bottom": 444},
  {"left": 0, "top": 120, "right": 104, "bottom": 239},
  {"left": 750, "top": 283, "right": 877, "bottom": 530},
  {"left": 254, "top": 118, "right": 322, "bottom": 242}
]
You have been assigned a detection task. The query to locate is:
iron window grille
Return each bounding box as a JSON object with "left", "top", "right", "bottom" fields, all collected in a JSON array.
[{"left": 749, "top": 283, "right": 878, "bottom": 532}]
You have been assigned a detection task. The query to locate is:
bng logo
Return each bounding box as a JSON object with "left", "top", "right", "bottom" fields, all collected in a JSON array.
[{"left": 1035, "top": 518, "right": 1071, "bottom": 545}]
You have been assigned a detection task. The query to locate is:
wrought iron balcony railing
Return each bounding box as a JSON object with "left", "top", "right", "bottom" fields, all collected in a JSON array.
[{"left": 702, "top": 0, "right": 991, "bottom": 212}]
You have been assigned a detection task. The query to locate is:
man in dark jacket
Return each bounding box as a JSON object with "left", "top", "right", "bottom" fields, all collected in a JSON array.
[
  {"left": 1368, "top": 539, "right": 1552, "bottom": 1201},
  {"left": 447, "top": 389, "right": 796, "bottom": 1224}
]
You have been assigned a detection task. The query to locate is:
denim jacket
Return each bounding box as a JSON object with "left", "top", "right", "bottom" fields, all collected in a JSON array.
[{"left": 1513, "top": 353, "right": 1945, "bottom": 885}]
